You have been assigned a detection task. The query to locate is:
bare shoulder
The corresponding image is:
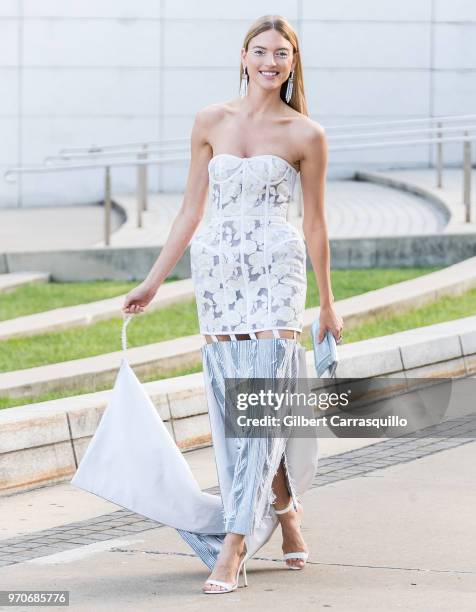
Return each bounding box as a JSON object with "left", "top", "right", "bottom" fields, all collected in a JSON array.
[
  {"left": 192, "top": 102, "right": 231, "bottom": 146},
  {"left": 293, "top": 115, "right": 326, "bottom": 154},
  {"left": 194, "top": 101, "right": 236, "bottom": 130}
]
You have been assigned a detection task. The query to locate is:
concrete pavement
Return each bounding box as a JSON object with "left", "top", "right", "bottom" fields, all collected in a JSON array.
[
  {"left": 0, "top": 203, "right": 124, "bottom": 253},
  {"left": 360, "top": 167, "right": 476, "bottom": 232},
  {"left": 0, "top": 435, "right": 475, "bottom": 611}
]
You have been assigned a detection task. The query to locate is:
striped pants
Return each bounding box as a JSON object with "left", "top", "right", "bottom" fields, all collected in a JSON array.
[{"left": 177, "top": 338, "right": 318, "bottom": 570}]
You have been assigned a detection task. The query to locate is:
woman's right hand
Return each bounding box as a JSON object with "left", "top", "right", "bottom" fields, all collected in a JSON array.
[{"left": 122, "top": 281, "right": 157, "bottom": 315}]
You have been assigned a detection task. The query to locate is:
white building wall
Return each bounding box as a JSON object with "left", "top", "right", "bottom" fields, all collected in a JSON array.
[{"left": 0, "top": 0, "right": 475, "bottom": 207}]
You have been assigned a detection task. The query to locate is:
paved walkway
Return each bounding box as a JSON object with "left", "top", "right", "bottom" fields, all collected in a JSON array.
[
  {"left": 321, "top": 178, "right": 448, "bottom": 239},
  {"left": 1, "top": 168, "right": 474, "bottom": 252},
  {"left": 96, "top": 170, "right": 464, "bottom": 248},
  {"left": 372, "top": 168, "right": 475, "bottom": 231},
  {"left": 0, "top": 203, "right": 123, "bottom": 252},
  {"left": 0, "top": 426, "right": 474, "bottom": 610}
]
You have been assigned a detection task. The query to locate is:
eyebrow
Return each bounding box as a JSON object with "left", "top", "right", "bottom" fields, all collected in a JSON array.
[{"left": 251, "top": 45, "right": 290, "bottom": 51}]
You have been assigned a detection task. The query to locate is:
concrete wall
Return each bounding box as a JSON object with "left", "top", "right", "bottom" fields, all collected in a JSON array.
[
  {"left": 1, "top": 0, "right": 475, "bottom": 207},
  {"left": 3, "top": 232, "right": 476, "bottom": 281}
]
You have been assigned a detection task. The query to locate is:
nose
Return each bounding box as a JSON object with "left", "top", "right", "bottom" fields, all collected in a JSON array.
[{"left": 263, "top": 52, "right": 277, "bottom": 66}]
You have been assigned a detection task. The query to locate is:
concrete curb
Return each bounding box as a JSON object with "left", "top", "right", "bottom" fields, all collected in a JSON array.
[
  {"left": 2, "top": 255, "right": 476, "bottom": 400},
  {"left": 0, "top": 271, "right": 50, "bottom": 293},
  {"left": 1, "top": 315, "right": 475, "bottom": 495}
]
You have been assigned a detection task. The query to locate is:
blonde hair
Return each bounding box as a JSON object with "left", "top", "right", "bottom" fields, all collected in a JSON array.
[{"left": 240, "top": 15, "right": 309, "bottom": 117}]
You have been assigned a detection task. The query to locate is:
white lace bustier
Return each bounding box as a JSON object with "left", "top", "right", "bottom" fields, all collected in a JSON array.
[{"left": 190, "top": 154, "right": 307, "bottom": 335}]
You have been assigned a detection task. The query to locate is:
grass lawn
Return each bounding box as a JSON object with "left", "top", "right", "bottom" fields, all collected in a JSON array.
[
  {"left": 0, "top": 276, "right": 180, "bottom": 322},
  {"left": 0, "top": 267, "right": 440, "bottom": 374}
]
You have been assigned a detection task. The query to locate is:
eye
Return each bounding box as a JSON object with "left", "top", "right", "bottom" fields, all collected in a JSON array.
[{"left": 253, "top": 49, "right": 264, "bottom": 55}]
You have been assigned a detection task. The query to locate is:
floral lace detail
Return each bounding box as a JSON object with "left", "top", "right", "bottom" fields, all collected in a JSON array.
[{"left": 190, "top": 155, "right": 307, "bottom": 334}]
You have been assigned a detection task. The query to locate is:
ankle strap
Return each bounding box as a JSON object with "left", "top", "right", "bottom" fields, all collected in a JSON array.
[{"left": 274, "top": 499, "right": 295, "bottom": 515}]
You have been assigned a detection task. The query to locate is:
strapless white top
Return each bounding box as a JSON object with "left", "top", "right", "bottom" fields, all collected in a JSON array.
[{"left": 190, "top": 154, "right": 307, "bottom": 335}]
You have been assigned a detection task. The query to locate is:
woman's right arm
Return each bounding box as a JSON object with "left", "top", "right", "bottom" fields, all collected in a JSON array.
[{"left": 123, "top": 108, "right": 213, "bottom": 314}]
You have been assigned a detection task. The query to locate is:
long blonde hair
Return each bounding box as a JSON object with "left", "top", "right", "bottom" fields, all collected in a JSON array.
[{"left": 240, "top": 15, "right": 309, "bottom": 117}]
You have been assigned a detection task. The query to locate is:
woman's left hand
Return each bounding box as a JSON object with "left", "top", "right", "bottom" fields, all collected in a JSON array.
[{"left": 317, "top": 303, "right": 344, "bottom": 344}]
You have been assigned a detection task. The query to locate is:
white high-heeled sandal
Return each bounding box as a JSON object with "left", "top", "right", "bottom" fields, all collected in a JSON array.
[
  {"left": 202, "top": 549, "right": 248, "bottom": 594},
  {"left": 274, "top": 499, "right": 309, "bottom": 570}
]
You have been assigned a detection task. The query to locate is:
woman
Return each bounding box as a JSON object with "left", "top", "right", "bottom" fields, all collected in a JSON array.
[{"left": 123, "top": 15, "right": 343, "bottom": 594}]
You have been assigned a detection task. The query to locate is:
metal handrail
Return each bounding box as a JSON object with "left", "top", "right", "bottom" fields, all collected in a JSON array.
[
  {"left": 46, "top": 145, "right": 191, "bottom": 213},
  {"left": 4, "top": 156, "right": 190, "bottom": 246},
  {"left": 57, "top": 114, "right": 476, "bottom": 155},
  {"left": 324, "top": 113, "right": 476, "bottom": 131},
  {"left": 44, "top": 145, "right": 190, "bottom": 164},
  {"left": 329, "top": 123, "right": 476, "bottom": 141},
  {"left": 7, "top": 135, "right": 474, "bottom": 178},
  {"left": 330, "top": 134, "right": 476, "bottom": 151},
  {"left": 5, "top": 156, "right": 189, "bottom": 178},
  {"left": 331, "top": 134, "right": 475, "bottom": 223},
  {"left": 52, "top": 122, "right": 476, "bottom": 161},
  {"left": 46, "top": 115, "right": 476, "bottom": 211},
  {"left": 59, "top": 137, "right": 189, "bottom": 155},
  {"left": 46, "top": 123, "right": 476, "bottom": 163},
  {"left": 47, "top": 119, "right": 476, "bottom": 199},
  {"left": 53, "top": 114, "right": 476, "bottom": 160}
]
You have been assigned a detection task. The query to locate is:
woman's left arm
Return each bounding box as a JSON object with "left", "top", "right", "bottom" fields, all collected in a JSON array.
[{"left": 299, "top": 122, "right": 344, "bottom": 344}]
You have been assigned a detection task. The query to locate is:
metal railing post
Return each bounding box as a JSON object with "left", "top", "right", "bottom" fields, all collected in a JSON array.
[
  {"left": 137, "top": 152, "right": 146, "bottom": 228},
  {"left": 104, "top": 166, "right": 111, "bottom": 246},
  {"left": 463, "top": 132, "right": 472, "bottom": 223},
  {"left": 436, "top": 121, "right": 443, "bottom": 188}
]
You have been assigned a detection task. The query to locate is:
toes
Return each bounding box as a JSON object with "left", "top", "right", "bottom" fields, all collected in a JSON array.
[{"left": 203, "top": 583, "right": 226, "bottom": 592}]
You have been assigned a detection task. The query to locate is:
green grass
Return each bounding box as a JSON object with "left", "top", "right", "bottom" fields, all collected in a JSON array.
[
  {"left": 304, "top": 267, "right": 441, "bottom": 309},
  {"left": 0, "top": 267, "right": 438, "bottom": 374},
  {"left": 0, "top": 299, "right": 201, "bottom": 372},
  {"left": 0, "top": 277, "right": 180, "bottom": 321},
  {"left": 301, "top": 285, "right": 476, "bottom": 351}
]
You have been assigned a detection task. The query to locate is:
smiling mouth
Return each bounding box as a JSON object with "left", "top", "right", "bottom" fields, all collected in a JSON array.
[{"left": 259, "top": 71, "right": 279, "bottom": 77}]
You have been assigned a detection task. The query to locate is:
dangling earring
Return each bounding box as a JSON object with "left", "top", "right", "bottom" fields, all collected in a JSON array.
[
  {"left": 285, "top": 69, "right": 294, "bottom": 103},
  {"left": 240, "top": 67, "right": 248, "bottom": 98}
]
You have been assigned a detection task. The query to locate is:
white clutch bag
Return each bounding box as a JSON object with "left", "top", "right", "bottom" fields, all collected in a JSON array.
[
  {"left": 70, "top": 313, "right": 224, "bottom": 534},
  {"left": 311, "top": 319, "right": 339, "bottom": 378}
]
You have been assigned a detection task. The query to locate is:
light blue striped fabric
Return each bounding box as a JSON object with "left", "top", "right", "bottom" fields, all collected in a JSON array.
[{"left": 176, "top": 337, "right": 307, "bottom": 570}]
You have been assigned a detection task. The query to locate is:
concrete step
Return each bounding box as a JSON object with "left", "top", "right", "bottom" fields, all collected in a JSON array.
[{"left": 0, "top": 271, "right": 50, "bottom": 294}]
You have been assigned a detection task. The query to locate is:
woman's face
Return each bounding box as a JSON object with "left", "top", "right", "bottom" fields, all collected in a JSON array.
[{"left": 241, "top": 29, "right": 296, "bottom": 94}]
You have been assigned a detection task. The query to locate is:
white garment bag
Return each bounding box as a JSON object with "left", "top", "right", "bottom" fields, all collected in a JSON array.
[{"left": 70, "top": 314, "right": 224, "bottom": 534}]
